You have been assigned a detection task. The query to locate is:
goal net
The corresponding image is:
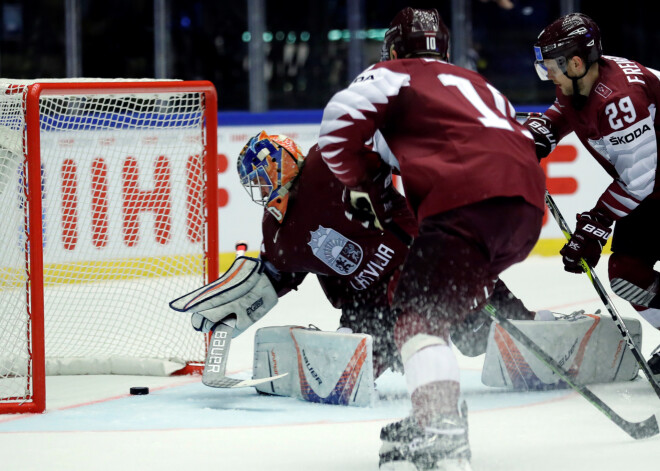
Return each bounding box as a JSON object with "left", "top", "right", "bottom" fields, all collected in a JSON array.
[{"left": 0, "top": 79, "right": 219, "bottom": 413}]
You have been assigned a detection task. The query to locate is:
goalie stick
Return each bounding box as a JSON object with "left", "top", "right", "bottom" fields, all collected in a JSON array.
[
  {"left": 544, "top": 191, "right": 660, "bottom": 399},
  {"left": 203, "top": 316, "right": 287, "bottom": 388},
  {"left": 383, "top": 219, "right": 659, "bottom": 439},
  {"left": 201, "top": 241, "right": 288, "bottom": 389}
]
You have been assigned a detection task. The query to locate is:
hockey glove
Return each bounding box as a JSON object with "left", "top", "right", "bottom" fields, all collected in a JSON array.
[
  {"left": 560, "top": 211, "right": 612, "bottom": 273},
  {"left": 523, "top": 112, "right": 557, "bottom": 160},
  {"left": 343, "top": 168, "right": 396, "bottom": 231},
  {"left": 169, "top": 257, "right": 278, "bottom": 337}
]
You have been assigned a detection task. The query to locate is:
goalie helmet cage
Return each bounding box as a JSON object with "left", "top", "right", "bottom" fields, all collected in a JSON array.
[{"left": 0, "top": 79, "right": 219, "bottom": 414}]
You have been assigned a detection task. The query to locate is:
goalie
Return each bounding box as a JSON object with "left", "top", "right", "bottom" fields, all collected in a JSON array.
[
  {"left": 169, "top": 132, "right": 420, "bottom": 400},
  {"left": 172, "top": 132, "right": 417, "bottom": 389}
]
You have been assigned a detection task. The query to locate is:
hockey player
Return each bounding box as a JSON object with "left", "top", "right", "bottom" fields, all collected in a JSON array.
[
  {"left": 524, "top": 13, "right": 660, "bottom": 377},
  {"left": 318, "top": 7, "right": 546, "bottom": 471}
]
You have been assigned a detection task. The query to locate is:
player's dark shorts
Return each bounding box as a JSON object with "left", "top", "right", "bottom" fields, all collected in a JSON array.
[
  {"left": 321, "top": 273, "right": 404, "bottom": 376},
  {"left": 335, "top": 277, "right": 403, "bottom": 376},
  {"left": 611, "top": 197, "right": 660, "bottom": 260},
  {"left": 392, "top": 196, "right": 543, "bottom": 327}
]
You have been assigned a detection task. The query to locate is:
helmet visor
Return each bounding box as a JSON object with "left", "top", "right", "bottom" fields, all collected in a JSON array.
[
  {"left": 533, "top": 45, "right": 569, "bottom": 81},
  {"left": 534, "top": 57, "right": 568, "bottom": 81}
]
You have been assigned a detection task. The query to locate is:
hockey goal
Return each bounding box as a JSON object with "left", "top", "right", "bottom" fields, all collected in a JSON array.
[{"left": 0, "top": 79, "right": 219, "bottom": 413}]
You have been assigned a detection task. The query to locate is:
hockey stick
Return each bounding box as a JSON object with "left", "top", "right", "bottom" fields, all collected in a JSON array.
[
  {"left": 545, "top": 191, "right": 660, "bottom": 399},
  {"left": 483, "top": 303, "right": 659, "bottom": 439},
  {"left": 203, "top": 317, "right": 287, "bottom": 388},
  {"left": 199, "top": 241, "right": 287, "bottom": 389}
]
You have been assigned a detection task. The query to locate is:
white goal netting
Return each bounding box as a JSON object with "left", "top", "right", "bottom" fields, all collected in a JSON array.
[{"left": 0, "top": 80, "right": 217, "bottom": 411}]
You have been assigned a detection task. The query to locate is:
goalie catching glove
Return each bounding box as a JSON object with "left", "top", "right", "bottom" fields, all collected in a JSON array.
[{"left": 169, "top": 256, "right": 278, "bottom": 337}]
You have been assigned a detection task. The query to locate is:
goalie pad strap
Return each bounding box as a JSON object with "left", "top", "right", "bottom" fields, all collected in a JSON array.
[{"left": 400, "top": 333, "right": 447, "bottom": 365}]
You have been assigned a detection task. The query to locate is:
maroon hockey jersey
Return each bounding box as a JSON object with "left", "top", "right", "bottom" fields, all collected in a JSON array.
[
  {"left": 259, "top": 144, "right": 415, "bottom": 307},
  {"left": 542, "top": 56, "right": 660, "bottom": 221},
  {"left": 318, "top": 58, "right": 546, "bottom": 222}
]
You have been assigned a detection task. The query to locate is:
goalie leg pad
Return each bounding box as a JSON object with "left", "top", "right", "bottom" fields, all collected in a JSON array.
[
  {"left": 252, "top": 326, "right": 375, "bottom": 406},
  {"left": 481, "top": 311, "right": 642, "bottom": 389},
  {"left": 170, "top": 256, "right": 278, "bottom": 337}
]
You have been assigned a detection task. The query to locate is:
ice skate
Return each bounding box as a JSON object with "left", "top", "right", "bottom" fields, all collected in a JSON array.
[{"left": 379, "top": 402, "right": 471, "bottom": 471}]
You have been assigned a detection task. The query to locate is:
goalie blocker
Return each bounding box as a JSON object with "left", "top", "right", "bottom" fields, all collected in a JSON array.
[
  {"left": 482, "top": 311, "right": 642, "bottom": 389},
  {"left": 170, "top": 256, "right": 285, "bottom": 388},
  {"left": 169, "top": 256, "right": 278, "bottom": 337}
]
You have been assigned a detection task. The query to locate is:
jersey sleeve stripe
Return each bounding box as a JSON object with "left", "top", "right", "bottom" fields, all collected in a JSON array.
[
  {"left": 597, "top": 181, "right": 641, "bottom": 219},
  {"left": 318, "top": 135, "right": 347, "bottom": 148},
  {"left": 601, "top": 201, "right": 632, "bottom": 219},
  {"left": 323, "top": 154, "right": 345, "bottom": 166},
  {"left": 324, "top": 97, "right": 368, "bottom": 121},
  {"left": 608, "top": 187, "right": 641, "bottom": 209},
  {"left": 318, "top": 117, "right": 353, "bottom": 135}
]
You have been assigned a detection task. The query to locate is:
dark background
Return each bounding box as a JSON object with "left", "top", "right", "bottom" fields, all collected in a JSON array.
[{"left": 1, "top": 1, "right": 658, "bottom": 110}]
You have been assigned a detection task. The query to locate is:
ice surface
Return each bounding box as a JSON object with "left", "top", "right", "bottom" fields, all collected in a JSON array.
[{"left": 1, "top": 255, "right": 659, "bottom": 471}]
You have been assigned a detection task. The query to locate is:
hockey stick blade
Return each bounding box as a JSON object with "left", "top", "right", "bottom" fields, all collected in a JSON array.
[
  {"left": 626, "top": 414, "right": 660, "bottom": 440},
  {"left": 545, "top": 191, "right": 660, "bottom": 399},
  {"left": 484, "top": 304, "right": 659, "bottom": 439},
  {"left": 204, "top": 372, "right": 289, "bottom": 389}
]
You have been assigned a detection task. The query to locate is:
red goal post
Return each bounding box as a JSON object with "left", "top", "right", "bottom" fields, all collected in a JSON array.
[{"left": 0, "top": 79, "right": 219, "bottom": 414}]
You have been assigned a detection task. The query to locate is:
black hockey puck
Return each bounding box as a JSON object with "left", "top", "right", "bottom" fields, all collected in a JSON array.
[{"left": 129, "top": 387, "right": 149, "bottom": 395}]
